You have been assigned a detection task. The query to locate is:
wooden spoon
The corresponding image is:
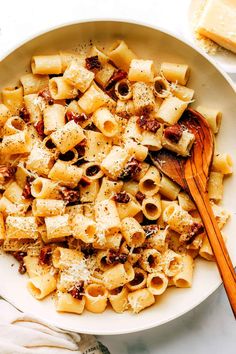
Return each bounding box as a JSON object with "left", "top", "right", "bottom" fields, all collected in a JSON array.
[{"left": 150, "top": 108, "right": 236, "bottom": 316}]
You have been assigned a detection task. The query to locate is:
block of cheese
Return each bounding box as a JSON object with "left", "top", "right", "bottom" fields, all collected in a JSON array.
[{"left": 197, "top": 0, "right": 236, "bottom": 53}]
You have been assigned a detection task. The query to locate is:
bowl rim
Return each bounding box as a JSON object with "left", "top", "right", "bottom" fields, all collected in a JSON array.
[
  {"left": 0, "top": 17, "right": 235, "bottom": 92},
  {"left": 0, "top": 18, "right": 235, "bottom": 335}
]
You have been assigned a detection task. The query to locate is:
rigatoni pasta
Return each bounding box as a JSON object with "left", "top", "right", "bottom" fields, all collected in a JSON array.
[{"left": 0, "top": 38, "right": 232, "bottom": 316}]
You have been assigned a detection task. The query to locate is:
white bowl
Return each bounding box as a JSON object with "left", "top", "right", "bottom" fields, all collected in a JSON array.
[{"left": 0, "top": 20, "right": 235, "bottom": 335}]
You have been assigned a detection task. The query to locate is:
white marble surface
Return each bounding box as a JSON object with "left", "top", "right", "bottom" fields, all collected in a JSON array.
[{"left": 0, "top": 0, "right": 235, "bottom": 353}]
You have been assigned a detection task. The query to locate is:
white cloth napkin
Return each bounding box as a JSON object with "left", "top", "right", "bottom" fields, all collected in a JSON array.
[{"left": 0, "top": 300, "right": 110, "bottom": 354}]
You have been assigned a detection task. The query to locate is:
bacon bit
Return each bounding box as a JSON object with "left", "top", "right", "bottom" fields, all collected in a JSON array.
[
  {"left": 38, "top": 87, "right": 54, "bottom": 105},
  {"left": 113, "top": 191, "right": 130, "bottom": 203},
  {"left": 34, "top": 120, "right": 44, "bottom": 137},
  {"left": 106, "top": 250, "right": 128, "bottom": 265},
  {"left": 22, "top": 176, "right": 34, "bottom": 199},
  {"left": 137, "top": 115, "right": 160, "bottom": 133},
  {"left": 164, "top": 124, "right": 183, "bottom": 143},
  {"left": 68, "top": 281, "right": 84, "bottom": 300},
  {"left": 79, "top": 176, "right": 91, "bottom": 187},
  {"left": 0, "top": 165, "right": 16, "bottom": 183},
  {"left": 105, "top": 69, "right": 127, "bottom": 91},
  {"left": 143, "top": 224, "right": 159, "bottom": 237},
  {"left": 75, "top": 139, "right": 87, "bottom": 158},
  {"left": 86, "top": 165, "right": 100, "bottom": 177},
  {"left": 39, "top": 245, "right": 52, "bottom": 266},
  {"left": 12, "top": 251, "right": 27, "bottom": 274},
  {"left": 180, "top": 222, "right": 204, "bottom": 244},
  {"left": 60, "top": 187, "right": 80, "bottom": 204},
  {"left": 135, "top": 191, "right": 145, "bottom": 204},
  {"left": 119, "top": 158, "right": 141, "bottom": 181},
  {"left": 19, "top": 107, "right": 30, "bottom": 123},
  {"left": 66, "top": 111, "right": 88, "bottom": 125},
  {"left": 85, "top": 55, "right": 102, "bottom": 71}
]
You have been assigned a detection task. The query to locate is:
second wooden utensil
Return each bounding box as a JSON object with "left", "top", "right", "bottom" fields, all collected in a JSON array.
[{"left": 150, "top": 108, "right": 236, "bottom": 317}]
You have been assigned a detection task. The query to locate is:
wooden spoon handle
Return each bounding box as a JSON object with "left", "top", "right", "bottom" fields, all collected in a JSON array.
[{"left": 188, "top": 179, "right": 236, "bottom": 317}]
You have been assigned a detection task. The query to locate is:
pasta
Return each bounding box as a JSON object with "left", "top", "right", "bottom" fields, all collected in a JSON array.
[
  {"left": 0, "top": 39, "right": 231, "bottom": 316},
  {"left": 128, "top": 59, "right": 155, "bottom": 82},
  {"left": 160, "top": 62, "right": 190, "bottom": 85}
]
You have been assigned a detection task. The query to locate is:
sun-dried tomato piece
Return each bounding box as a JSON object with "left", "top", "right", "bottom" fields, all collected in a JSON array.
[
  {"left": 0, "top": 165, "right": 16, "bottom": 183},
  {"left": 135, "top": 191, "right": 145, "bottom": 204},
  {"left": 137, "top": 115, "right": 160, "bottom": 133},
  {"left": 19, "top": 107, "right": 30, "bottom": 123},
  {"left": 18, "top": 263, "right": 27, "bottom": 274},
  {"left": 119, "top": 158, "right": 141, "bottom": 181},
  {"left": 12, "top": 251, "right": 27, "bottom": 263},
  {"left": 60, "top": 187, "right": 80, "bottom": 204},
  {"left": 66, "top": 111, "right": 88, "bottom": 125},
  {"left": 38, "top": 87, "right": 54, "bottom": 105},
  {"left": 164, "top": 124, "right": 183, "bottom": 143},
  {"left": 143, "top": 224, "right": 159, "bottom": 237},
  {"left": 74, "top": 139, "right": 87, "bottom": 158},
  {"left": 180, "top": 222, "right": 204, "bottom": 244},
  {"left": 68, "top": 281, "right": 84, "bottom": 300},
  {"left": 85, "top": 55, "right": 102, "bottom": 71},
  {"left": 113, "top": 191, "right": 130, "bottom": 203},
  {"left": 39, "top": 246, "right": 52, "bottom": 266},
  {"left": 34, "top": 120, "right": 44, "bottom": 137},
  {"left": 105, "top": 69, "right": 127, "bottom": 91},
  {"left": 106, "top": 250, "right": 128, "bottom": 265},
  {"left": 12, "top": 251, "right": 27, "bottom": 274},
  {"left": 22, "top": 176, "right": 34, "bottom": 199}
]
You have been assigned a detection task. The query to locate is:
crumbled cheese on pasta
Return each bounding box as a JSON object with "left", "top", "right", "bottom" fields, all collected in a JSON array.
[
  {"left": 33, "top": 96, "right": 47, "bottom": 111},
  {"left": 211, "top": 201, "right": 230, "bottom": 229},
  {"left": 95, "top": 222, "right": 106, "bottom": 246},
  {"left": 66, "top": 258, "right": 91, "bottom": 284}
]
